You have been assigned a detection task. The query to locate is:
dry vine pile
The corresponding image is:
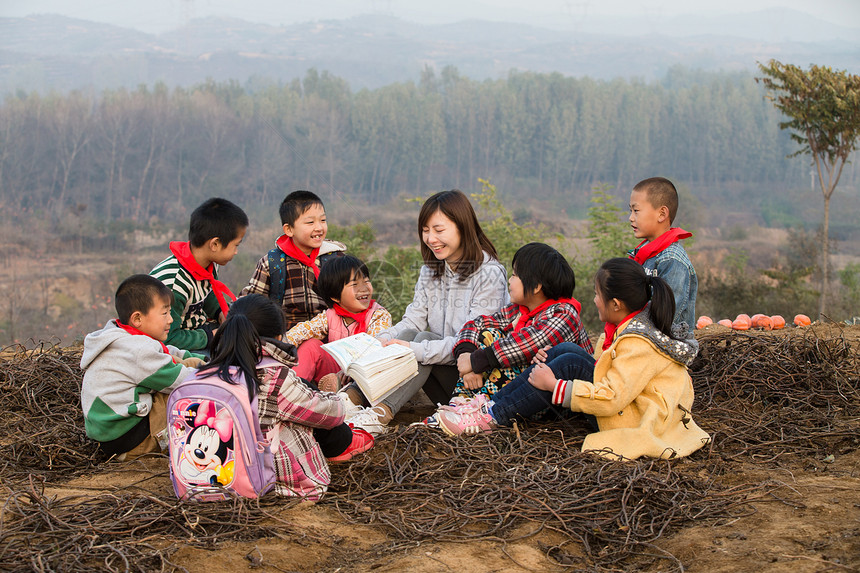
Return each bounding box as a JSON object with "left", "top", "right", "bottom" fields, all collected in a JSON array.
[
  {"left": 1, "top": 483, "right": 313, "bottom": 573},
  {"left": 0, "top": 326, "right": 858, "bottom": 572},
  {"left": 327, "top": 427, "right": 757, "bottom": 571},
  {"left": 0, "top": 343, "right": 101, "bottom": 479},
  {"left": 691, "top": 325, "right": 860, "bottom": 462}
]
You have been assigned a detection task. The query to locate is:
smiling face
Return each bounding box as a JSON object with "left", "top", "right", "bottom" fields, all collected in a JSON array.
[
  {"left": 421, "top": 210, "right": 463, "bottom": 264},
  {"left": 629, "top": 189, "right": 668, "bottom": 242},
  {"left": 333, "top": 270, "right": 373, "bottom": 313},
  {"left": 132, "top": 293, "right": 173, "bottom": 341},
  {"left": 284, "top": 203, "right": 327, "bottom": 254},
  {"left": 184, "top": 425, "right": 224, "bottom": 472}
]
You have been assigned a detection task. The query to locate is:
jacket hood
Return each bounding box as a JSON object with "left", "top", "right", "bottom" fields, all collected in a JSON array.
[
  {"left": 80, "top": 321, "right": 127, "bottom": 370},
  {"left": 620, "top": 305, "right": 699, "bottom": 366}
]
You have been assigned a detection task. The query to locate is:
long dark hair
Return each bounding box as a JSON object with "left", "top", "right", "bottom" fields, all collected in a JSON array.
[
  {"left": 418, "top": 189, "right": 498, "bottom": 280},
  {"left": 199, "top": 295, "right": 284, "bottom": 400},
  {"left": 594, "top": 258, "right": 675, "bottom": 338}
]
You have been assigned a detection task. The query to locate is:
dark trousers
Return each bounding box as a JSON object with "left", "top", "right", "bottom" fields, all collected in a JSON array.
[{"left": 300, "top": 377, "right": 353, "bottom": 457}]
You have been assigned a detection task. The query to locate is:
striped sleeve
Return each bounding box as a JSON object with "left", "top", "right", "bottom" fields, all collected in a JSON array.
[
  {"left": 151, "top": 255, "right": 213, "bottom": 351},
  {"left": 552, "top": 379, "right": 568, "bottom": 405}
]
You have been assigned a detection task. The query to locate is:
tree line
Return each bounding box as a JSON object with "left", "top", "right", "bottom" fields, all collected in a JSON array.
[{"left": 0, "top": 65, "right": 842, "bottom": 225}]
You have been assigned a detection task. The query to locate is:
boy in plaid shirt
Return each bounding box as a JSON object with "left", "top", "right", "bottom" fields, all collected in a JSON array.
[
  {"left": 452, "top": 243, "right": 593, "bottom": 400},
  {"left": 240, "top": 191, "right": 345, "bottom": 331}
]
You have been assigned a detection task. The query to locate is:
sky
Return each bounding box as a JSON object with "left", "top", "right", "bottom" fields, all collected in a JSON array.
[{"left": 2, "top": 0, "right": 858, "bottom": 33}]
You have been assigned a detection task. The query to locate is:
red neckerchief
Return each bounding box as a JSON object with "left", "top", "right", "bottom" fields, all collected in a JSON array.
[
  {"left": 169, "top": 241, "right": 236, "bottom": 316},
  {"left": 513, "top": 297, "right": 581, "bottom": 333},
  {"left": 333, "top": 301, "right": 375, "bottom": 334},
  {"left": 276, "top": 235, "right": 321, "bottom": 279},
  {"left": 602, "top": 307, "right": 645, "bottom": 351},
  {"left": 629, "top": 228, "right": 692, "bottom": 264},
  {"left": 115, "top": 320, "right": 178, "bottom": 363}
]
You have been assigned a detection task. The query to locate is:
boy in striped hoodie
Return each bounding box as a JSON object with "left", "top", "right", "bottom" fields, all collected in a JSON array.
[
  {"left": 81, "top": 275, "right": 204, "bottom": 461},
  {"left": 150, "top": 197, "right": 249, "bottom": 352}
]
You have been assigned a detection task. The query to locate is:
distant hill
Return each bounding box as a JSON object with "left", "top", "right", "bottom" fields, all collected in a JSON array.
[{"left": 0, "top": 11, "right": 858, "bottom": 94}]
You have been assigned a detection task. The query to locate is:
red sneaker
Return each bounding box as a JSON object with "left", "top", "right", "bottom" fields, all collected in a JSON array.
[{"left": 327, "top": 428, "right": 375, "bottom": 463}]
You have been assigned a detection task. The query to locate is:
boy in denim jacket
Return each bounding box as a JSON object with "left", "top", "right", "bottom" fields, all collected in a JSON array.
[{"left": 627, "top": 177, "right": 697, "bottom": 334}]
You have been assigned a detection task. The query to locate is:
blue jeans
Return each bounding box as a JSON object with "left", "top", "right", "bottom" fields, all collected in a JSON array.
[{"left": 490, "top": 343, "right": 596, "bottom": 427}]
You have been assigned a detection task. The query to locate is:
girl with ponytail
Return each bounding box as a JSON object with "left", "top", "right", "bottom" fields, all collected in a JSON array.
[
  {"left": 435, "top": 258, "right": 710, "bottom": 461},
  {"left": 201, "top": 294, "right": 373, "bottom": 500}
]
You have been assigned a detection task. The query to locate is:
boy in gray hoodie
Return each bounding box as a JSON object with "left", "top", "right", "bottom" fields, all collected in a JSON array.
[{"left": 80, "top": 275, "right": 204, "bottom": 461}]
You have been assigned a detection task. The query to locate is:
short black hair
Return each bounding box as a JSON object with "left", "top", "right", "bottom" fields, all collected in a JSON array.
[
  {"left": 188, "top": 197, "right": 249, "bottom": 248},
  {"left": 280, "top": 190, "right": 324, "bottom": 227},
  {"left": 633, "top": 177, "right": 679, "bottom": 224},
  {"left": 511, "top": 242, "right": 575, "bottom": 301},
  {"left": 115, "top": 274, "right": 172, "bottom": 324},
  {"left": 314, "top": 255, "right": 370, "bottom": 307}
]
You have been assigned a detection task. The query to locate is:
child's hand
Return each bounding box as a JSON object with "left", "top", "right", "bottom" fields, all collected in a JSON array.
[
  {"left": 462, "top": 372, "right": 483, "bottom": 390},
  {"left": 531, "top": 346, "right": 552, "bottom": 364},
  {"left": 528, "top": 363, "right": 558, "bottom": 392},
  {"left": 457, "top": 353, "right": 473, "bottom": 376},
  {"left": 382, "top": 339, "right": 410, "bottom": 348},
  {"left": 181, "top": 357, "right": 205, "bottom": 368}
]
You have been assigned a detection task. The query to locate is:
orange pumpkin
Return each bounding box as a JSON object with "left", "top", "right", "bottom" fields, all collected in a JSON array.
[
  {"left": 755, "top": 315, "right": 773, "bottom": 330},
  {"left": 751, "top": 313, "right": 766, "bottom": 324},
  {"left": 732, "top": 314, "right": 751, "bottom": 330},
  {"left": 718, "top": 319, "right": 733, "bottom": 328},
  {"left": 770, "top": 315, "right": 786, "bottom": 330},
  {"left": 794, "top": 314, "right": 812, "bottom": 327},
  {"left": 696, "top": 316, "right": 713, "bottom": 329}
]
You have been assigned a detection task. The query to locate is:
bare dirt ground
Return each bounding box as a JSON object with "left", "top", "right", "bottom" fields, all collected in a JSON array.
[{"left": 2, "top": 323, "right": 859, "bottom": 573}]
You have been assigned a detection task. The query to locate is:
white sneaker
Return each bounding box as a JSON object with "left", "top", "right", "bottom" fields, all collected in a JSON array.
[
  {"left": 336, "top": 391, "right": 363, "bottom": 419},
  {"left": 346, "top": 405, "right": 390, "bottom": 436}
]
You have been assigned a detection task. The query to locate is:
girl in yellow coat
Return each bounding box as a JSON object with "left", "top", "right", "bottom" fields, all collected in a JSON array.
[{"left": 437, "top": 258, "right": 710, "bottom": 461}]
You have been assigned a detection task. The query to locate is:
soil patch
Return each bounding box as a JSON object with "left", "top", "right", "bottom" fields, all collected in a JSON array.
[{"left": 1, "top": 324, "right": 859, "bottom": 572}]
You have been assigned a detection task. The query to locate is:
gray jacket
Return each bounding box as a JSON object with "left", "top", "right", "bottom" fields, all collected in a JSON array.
[{"left": 377, "top": 252, "right": 510, "bottom": 364}]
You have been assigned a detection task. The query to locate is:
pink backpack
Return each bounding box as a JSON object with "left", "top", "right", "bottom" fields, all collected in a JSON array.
[{"left": 167, "top": 364, "right": 277, "bottom": 501}]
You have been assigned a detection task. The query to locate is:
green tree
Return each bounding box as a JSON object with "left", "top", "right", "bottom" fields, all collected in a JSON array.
[
  {"left": 838, "top": 263, "right": 860, "bottom": 320},
  {"left": 470, "top": 178, "right": 548, "bottom": 267},
  {"left": 756, "top": 61, "right": 860, "bottom": 317},
  {"left": 574, "top": 185, "right": 633, "bottom": 331},
  {"left": 586, "top": 184, "right": 631, "bottom": 266}
]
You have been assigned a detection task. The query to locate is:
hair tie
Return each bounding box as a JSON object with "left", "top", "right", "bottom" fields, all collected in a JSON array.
[{"left": 645, "top": 274, "right": 653, "bottom": 298}]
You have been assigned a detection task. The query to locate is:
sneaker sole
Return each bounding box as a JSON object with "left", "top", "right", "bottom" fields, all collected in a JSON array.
[{"left": 438, "top": 417, "right": 494, "bottom": 437}]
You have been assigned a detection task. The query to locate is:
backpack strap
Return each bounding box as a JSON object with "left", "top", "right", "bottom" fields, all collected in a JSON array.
[{"left": 267, "top": 248, "right": 287, "bottom": 304}]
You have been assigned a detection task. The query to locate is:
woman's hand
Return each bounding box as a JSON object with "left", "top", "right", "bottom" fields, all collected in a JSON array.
[
  {"left": 531, "top": 345, "right": 552, "bottom": 364},
  {"left": 382, "top": 339, "right": 411, "bottom": 348},
  {"left": 457, "top": 353, "right": 473, "bottom": 376},
  {"left": 528, "top": 363, "right": 558, "bottom": 392},
  {"left": 462, "top": 372, "right": 483, "bottom": 390}
]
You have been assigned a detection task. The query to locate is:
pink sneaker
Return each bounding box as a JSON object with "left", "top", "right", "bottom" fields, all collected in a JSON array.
[
  {"left": 437, "top": 400, "right": 497, "bottom": 436},
  {"left": 438, "top": 393, "right": 489, "bottom": 413}
]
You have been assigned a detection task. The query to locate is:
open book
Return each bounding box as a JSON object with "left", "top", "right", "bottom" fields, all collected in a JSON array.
[{"left": 321, "top": 333, "right": 419, "bottom": 404}]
